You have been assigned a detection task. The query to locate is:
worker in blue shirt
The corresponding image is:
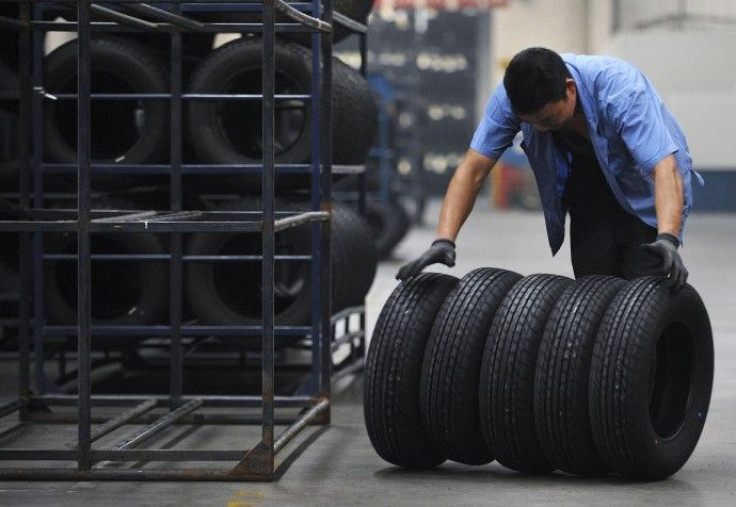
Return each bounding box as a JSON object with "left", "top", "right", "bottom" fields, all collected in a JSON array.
[{"left": 397, "top": 47, "right": 697, "bottom": 290}]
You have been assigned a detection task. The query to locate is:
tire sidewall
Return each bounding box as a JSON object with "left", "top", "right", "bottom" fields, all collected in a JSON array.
[
  {"left": 187, "top": 39, "right": 312, "bottom": 165},
  {"left": 44, "top": 232, "right": 167, "bottom": 327},
  {"left": 625, "top": 285, "right": 714, "bottom": 478},
  {"left": 44, "top": 37, "right": 169, "bottom": 165},
  {"left": 185, "top": 204, "right": 313, "bottom": 327}
]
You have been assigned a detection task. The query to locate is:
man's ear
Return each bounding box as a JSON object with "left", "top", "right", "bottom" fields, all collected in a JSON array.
[{"left": 566, "top": 79, "right": 577, "bottom": 100}]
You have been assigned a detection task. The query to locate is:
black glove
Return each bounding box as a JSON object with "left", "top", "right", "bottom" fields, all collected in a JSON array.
[
  {"left": 396, "top": 239, "right": 456, "bottom": 281},
  {"left": 640, "top": 233, "right": 688, "bottom": 291}
]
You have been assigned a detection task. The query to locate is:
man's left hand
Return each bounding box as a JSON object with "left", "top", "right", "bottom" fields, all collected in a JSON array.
[{"left": 640, "top": 233, "right": 688, "bottom": 291}]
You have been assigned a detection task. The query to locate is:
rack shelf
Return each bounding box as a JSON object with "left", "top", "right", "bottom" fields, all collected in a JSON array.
[{"left": 0, "top": 0, "right": 370, "bottom": 481}]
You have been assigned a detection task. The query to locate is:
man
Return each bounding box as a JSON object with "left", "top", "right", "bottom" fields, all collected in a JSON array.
[{"left": 397, "top": 48, "right": 699, "bottom": 290}]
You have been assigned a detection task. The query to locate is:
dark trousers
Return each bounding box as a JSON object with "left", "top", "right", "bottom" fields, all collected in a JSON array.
[{"left": 564, "top": 156, "right": 660, "bottom": 280}]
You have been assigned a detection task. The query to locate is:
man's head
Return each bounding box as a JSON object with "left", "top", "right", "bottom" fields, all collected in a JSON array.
[{"left": 504, "top": 47, "right": 577, "bottom": 131}]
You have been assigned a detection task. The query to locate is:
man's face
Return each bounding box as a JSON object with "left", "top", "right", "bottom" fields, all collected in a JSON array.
[{"left": 518, "top": 79, "right": 577, "bottom": 132}]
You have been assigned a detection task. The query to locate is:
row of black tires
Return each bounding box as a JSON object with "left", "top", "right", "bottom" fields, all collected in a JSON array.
[
  {"left": 364, "top": 269, "right": 713, "bottom": 480},
  {"left": 0, "top": 198, "right": 377, "bottom": 349},
  {"left": 1, "top": 34, "right": 378, "bottom": 193}
]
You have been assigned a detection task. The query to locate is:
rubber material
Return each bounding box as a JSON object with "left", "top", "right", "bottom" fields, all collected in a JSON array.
[
  {"left": 589, "top": 277, "right": 713, "bottom": 480},
  {"left": 480, "top": 273, "right": 573, "bottom": 474},
  {"left": 421, "top": 267, "right": 522, "bottom": 465},
  {"left": 185, "top": 199, "right": 313, "bottom": 328},
  {"left": 186, "top": 38, "right": 377, "bottom": 193},
  {"left": 330, "top": 201, "right": 378, "bottom": 310},
  {"left": 534, "top": 275, "right": 626, "bottom": 476},
  {"left": 364, "top": 200, "right": 411, "bottom": 259},
  {"left": 44, "top": 198, "right": 168, "bottom": 332},
  {"left": 185, "top": 200, "right": 377, "bottom": 328},
  {"left": 43, "top": 36, "right": 170, "bottom": 191},
  {"left": 364, "top": 273, "right": 459, "bottom": 468}
]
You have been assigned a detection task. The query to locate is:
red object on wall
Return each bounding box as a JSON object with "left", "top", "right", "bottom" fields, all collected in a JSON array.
[{"left": 373, "top": 0, "right": 509, "bottom": 9}]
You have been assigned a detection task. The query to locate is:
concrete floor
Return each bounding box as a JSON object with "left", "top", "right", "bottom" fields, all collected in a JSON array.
[{"left": 1, "top": 199, "right": 735, "bottom": 506}]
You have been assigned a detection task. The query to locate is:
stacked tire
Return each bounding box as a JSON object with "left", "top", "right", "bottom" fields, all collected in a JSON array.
[
  {"left": 43, "top": 36, "right": 170, "bottom": 192},
  {"left": 40, "top": 18, "right": 379, "bottom": 197},
  {"left": 41, "top": 197, "right": 169, "bottom": 350},
  {"left": 1, "top": 5, "right": 379, "bottom": 356},
  {"left": 185, "top": 200, "right": 377, "bottom": 348},
  {"left": 364, "top": 269, "right": 713, "bottom": 480},
  {"left": 186, "top": 37, "right": 377, "bottom": 195}
]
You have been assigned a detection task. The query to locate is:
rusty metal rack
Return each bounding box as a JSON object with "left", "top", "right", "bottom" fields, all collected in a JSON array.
[{"left": 0, "top": 0, "right": 369, "bottom": 480}]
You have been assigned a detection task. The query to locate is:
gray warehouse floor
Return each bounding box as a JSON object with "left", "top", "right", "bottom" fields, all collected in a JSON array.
[{"left": 1, "top": 199, "right": 735, "bottom": 506}]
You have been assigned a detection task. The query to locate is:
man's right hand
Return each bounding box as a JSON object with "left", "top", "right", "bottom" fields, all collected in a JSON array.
[{"left": 396, "top": 239, "right": 456, "bottom": 280}]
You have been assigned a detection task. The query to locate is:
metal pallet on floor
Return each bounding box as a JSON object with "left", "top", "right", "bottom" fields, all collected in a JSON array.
[{"left": 0, "top": 0, "right": 370, "bottom": 481}]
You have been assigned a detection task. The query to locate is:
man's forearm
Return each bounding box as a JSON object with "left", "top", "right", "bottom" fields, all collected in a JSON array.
[
  {"left": 652, "top": 154, "right": 684, "bottom": 237},
  {"left": 437, "top": 150, "right": 496, "bottom": 241}
]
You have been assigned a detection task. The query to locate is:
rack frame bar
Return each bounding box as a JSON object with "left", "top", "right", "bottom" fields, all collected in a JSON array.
[{"left": 0, "top": 0, "right": 354, "bottom": 481}]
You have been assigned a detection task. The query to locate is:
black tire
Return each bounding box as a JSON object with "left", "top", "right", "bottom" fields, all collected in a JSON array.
[
  {"left": 186, "top": 38, "right": 312, "bottom": 192},
  {"left": 185, "top": 199, "right": 372, "bottom": 330},
  {"left": 186, "top": 38, "right": 377, "bottom": 192},
  {"left": 364, "top": 200, "right": 411, "bottom": 260},
  {"left": 185, "top": 199, "right": 313, "bottom": 329},
  {"left": 331, "top": 201, "right": 378, "bottom": 310},
  {"left": 44, "top": 199, "right": 168, "bottom": 332},
  {"left": 589, "top": 278, "right": 714, "bottom": 480},
  {"left": 480, "top": 273, "right": 573, "bottom": 474},
  {"left": 534, "top": 275, "right": 626, "bottom": 476},
  {"left": 330, "top": 53, "right": 378, "bottom": 164},
  {"left": 364, "top": 273, "right": 459, "bottom": 469},
  {"left": 421, "top": 268, "right": 522, "bottom": 465},
  {"left": 43, "top": 36, "right": 170, "bottom": 190}
]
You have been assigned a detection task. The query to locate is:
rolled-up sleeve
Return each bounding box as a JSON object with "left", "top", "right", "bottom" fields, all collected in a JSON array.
[
  {"left": 470, "top": 83, "right": 520, "bottom": 159},
  {"left": 609, "top": 73, "right": 679, "bottom": 177}
]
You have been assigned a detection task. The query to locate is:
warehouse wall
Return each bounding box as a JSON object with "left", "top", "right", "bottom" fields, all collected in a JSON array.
[
  {"left": 489, "top": 0, "right": 590, "bottom": 86},
  {"left": 598, "top": 32, "right": 736, "bottom": 167},
  {"left": 598, "top": 31, "right": 736, "bottom": 210}
]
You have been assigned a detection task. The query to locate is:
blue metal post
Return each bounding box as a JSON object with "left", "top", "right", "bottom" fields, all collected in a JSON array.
[
  {"left": 319, "top": 0, "right": 334, "bottom": 402},
  {"left": 31, "top": 2, "right": 45, "bottom": 395},
  {"left": 261, "top": 0, "right": 277, "bottom": 470},
  {"left": 17, "top": 0, "right": 33, "bottom": 420},
  {"left": 307, "top": 0, "right": 323, "bottom": 396},
  {"left": 76, "top": 0, "right": 93, "bottom": 472},
  {"left": 169, "top": 2, "right": 184, "bottom": 408}
]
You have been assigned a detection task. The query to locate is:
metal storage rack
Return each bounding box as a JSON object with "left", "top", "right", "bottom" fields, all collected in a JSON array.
[{"left": 0, "top": 0, "right": 367, "bottom": 480}]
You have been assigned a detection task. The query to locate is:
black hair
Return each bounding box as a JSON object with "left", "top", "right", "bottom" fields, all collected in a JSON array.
[{"left": 503, "top": 47, "right": 571, "bottom": 116}]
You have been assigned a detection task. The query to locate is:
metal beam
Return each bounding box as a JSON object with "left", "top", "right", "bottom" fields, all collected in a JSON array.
[
  {"left": 90, "top": 399, "right": 158, "bottom": 443},
  {"left": 111, "top": 399, "right": 202, "bottom": 450}
]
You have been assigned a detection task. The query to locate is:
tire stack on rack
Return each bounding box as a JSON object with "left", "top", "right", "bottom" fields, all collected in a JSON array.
[
  {"left": 175, "top": 0, "right": 379, "bottom": 336},
  {"left": 30, "top": 29, "right": 177, "bottom": 339},
  {"left": 4, "top": 1, "right": 380, "bottom": 350},
  {"left": 364, "top": 270, "right": 714, "bottom": 480},
  {"left": 184, "top": 36, "right": 377, "bottom": 194}
]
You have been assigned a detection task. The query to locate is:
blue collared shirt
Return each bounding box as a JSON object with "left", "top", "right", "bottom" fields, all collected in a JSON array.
[{"left": 470, "top": 53, "right": 699, "bottom": 255}]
